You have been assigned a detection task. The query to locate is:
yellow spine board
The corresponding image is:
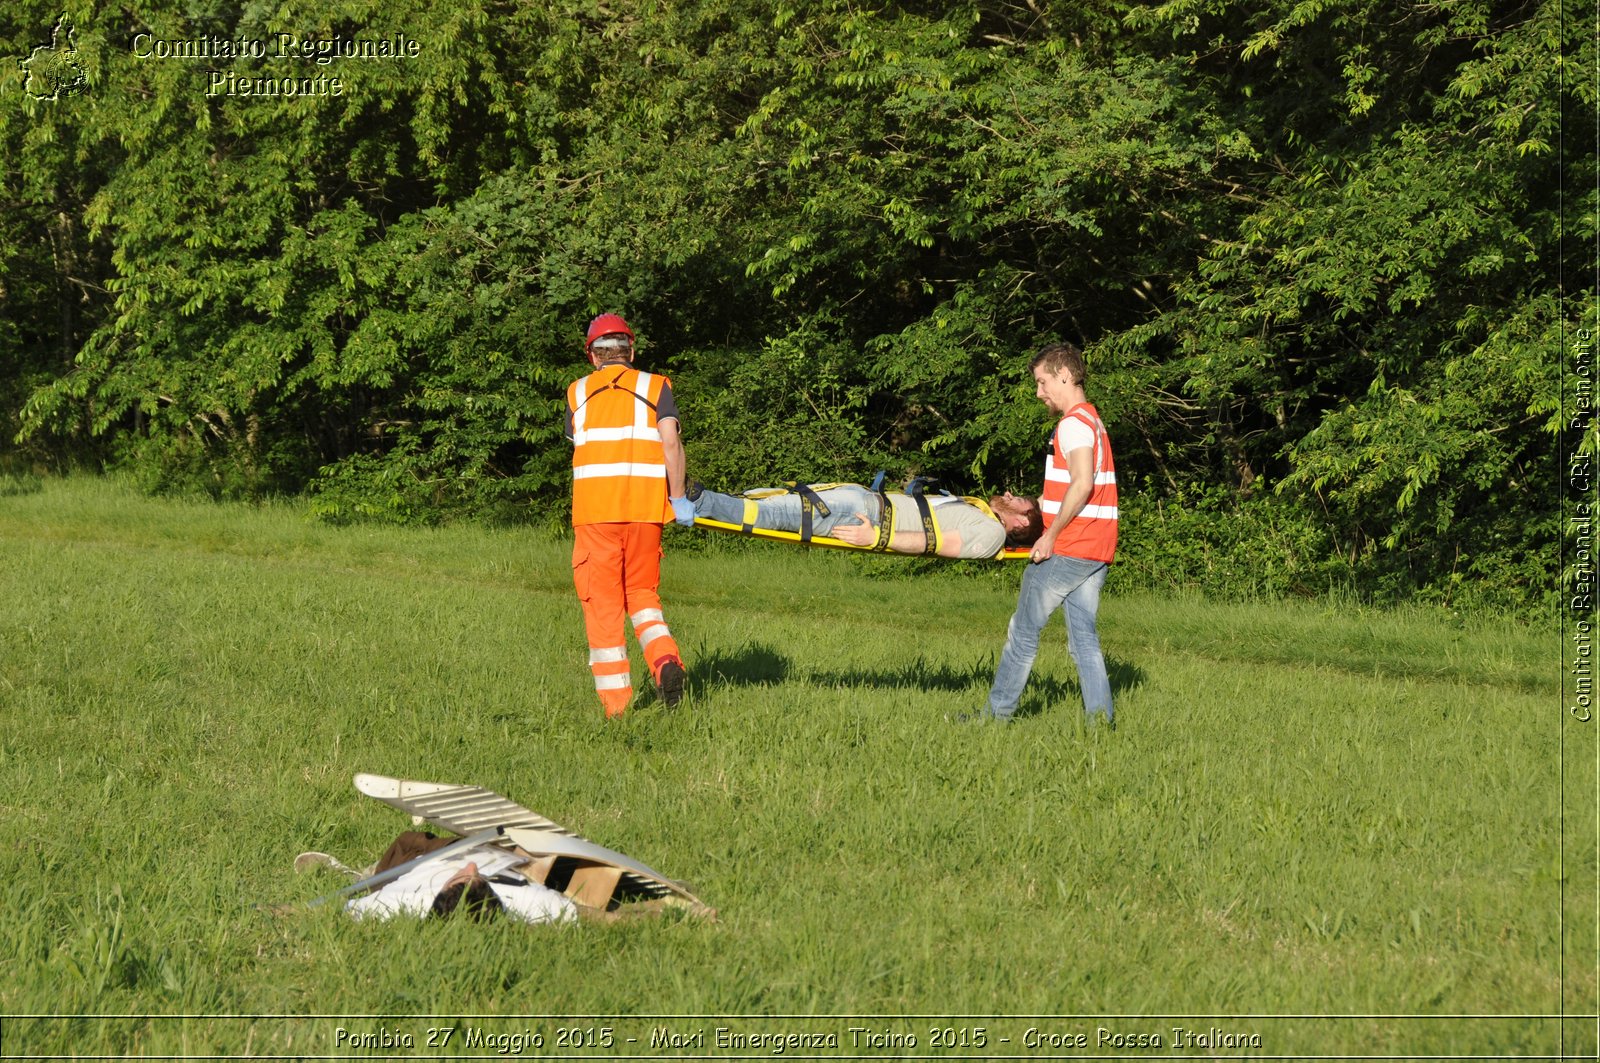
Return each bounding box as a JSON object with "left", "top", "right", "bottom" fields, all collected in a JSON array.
[{"left": 691, "top": 516, "right": 1028, "bottom": 560}]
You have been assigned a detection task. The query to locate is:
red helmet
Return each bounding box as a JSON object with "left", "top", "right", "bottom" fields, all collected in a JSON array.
[{"left": 585, "top": 313, "right": 634, "bottom": 347}]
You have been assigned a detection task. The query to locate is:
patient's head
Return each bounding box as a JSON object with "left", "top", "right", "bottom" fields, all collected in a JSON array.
[
  {"left": 429, "top": 861, "right": 504, "bottom": 921},
  {"left": 990, "top": 493, "right": 1044, "bottom": 546}
]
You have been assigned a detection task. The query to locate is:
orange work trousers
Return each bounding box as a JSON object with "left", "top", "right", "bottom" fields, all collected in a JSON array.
[{"left": 572, "top": 522, "right": 682, "bottom": 717}]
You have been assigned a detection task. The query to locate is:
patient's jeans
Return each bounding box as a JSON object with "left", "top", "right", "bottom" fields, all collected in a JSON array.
[
  {"left": 986, "top": 554, "right": 1112, "bottom": 723},
  {"left": 694, "top": 485, "right": 879, "bottom": 536}
]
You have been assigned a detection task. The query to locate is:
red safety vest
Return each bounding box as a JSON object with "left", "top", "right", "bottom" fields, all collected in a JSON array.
[
  {"left": 1040, "top": 403, "right": 1118, "bottom": 562},
  {"left": 567, "top": 364, "right": 673, "bottom": 526}
]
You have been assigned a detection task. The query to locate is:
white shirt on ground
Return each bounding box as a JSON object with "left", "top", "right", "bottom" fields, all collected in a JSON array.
[{"left": 345, "top": 844, "right": 577, "bottom": 925}]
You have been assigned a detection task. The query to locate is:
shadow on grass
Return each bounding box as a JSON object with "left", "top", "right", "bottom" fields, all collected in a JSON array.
[
  {"left": 803, "top": 653, "right": 1145, "bottom": 720},
  {"left": 692, "top": 642, "right": 791, "bottom": 686},
  {"left": 806, "top": 653, "right": 1145, "bottom": 701},
  {"left": 688, "top": 645, "right": 1146, "bottom": 717},
  {"left": 1107, "top": 656, "right": 1145, "bottom": 695},
  {"left": 1011, "top": 654, "right": 1147, "bottom": 718},
  {"left": 808, "top": 655, "right": 994, "bottom": 693}
]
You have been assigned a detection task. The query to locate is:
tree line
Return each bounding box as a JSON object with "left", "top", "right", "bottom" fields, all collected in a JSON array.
[{"left": 1, "top": 0, "right": 1591, "bottom": 612}]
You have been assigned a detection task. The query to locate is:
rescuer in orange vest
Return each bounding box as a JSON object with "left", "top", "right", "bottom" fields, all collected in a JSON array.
[
  {"left": 963, "top": 341, "right": 1118, "bottom": 728},
  {"left": 565, "top": 314, "right": 694, "bottom": 718}
]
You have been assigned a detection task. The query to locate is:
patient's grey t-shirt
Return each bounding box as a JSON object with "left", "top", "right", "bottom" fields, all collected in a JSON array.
[{"left": 886, "top": 494, "right": 1005, "bottom": 559}]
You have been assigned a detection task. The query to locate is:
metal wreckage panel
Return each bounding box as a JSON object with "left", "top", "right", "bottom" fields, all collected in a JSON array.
[{"left": 354, "top": 772, "right": 699, "bottom": 903}]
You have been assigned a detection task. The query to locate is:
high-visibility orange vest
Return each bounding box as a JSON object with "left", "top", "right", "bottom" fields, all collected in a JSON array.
[
  {"left": 1040, "top": 403, "right": 1118, "bottom": 562},
  {"left": 567, "top": 364, "right": 674, "bottom": 526}
]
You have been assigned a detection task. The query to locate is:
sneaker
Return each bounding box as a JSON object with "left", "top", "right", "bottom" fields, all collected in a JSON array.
[
  {"left": 948, "top": 710, "right": 1010, "bottom": 725},
  {"left": 684, "top": 479, "right": 704, "bottom": 502},
  {"left": 293, "top": 851, "right": 360, "bottom": 877},
  {"left": 657, "top": 658, "right": 687, "bottom": 708}
]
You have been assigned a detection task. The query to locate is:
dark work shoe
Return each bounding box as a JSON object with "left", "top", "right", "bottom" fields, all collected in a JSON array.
[
  {"left": 657, "top": 658, "right": 686, "bottom": 708},
  {"left": 684, "top": 480, "right": 704, "bottom": 502}
]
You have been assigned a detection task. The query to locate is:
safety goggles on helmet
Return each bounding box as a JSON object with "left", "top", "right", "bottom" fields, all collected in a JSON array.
[{"left": 586, "top": 313, "right": 634, "bottom": 346}]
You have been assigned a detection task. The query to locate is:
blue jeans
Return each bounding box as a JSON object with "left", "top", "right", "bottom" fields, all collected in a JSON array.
[
  {"left": 987, "top": 555, "right": 1112, "bottom": 723},
  {"left": 695, "top": 485, "right": 879, "bottom": 536}
]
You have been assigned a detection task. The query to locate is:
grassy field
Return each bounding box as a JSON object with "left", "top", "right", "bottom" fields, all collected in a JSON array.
[{"left": 0, "top": 477, "right": 1591, "bottom": 1059}]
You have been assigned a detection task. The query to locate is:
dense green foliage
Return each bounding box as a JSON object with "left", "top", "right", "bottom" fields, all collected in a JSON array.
[
  {"left": 1, "top": 0, "right": 1590, "bottom": 610},
  {"left": 1, "top": 479, "right": 1586, "bottom": 1052}
]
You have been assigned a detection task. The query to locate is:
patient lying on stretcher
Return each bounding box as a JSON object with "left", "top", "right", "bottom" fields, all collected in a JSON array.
[{"left": 687, "top": 481, "right": 1043, "bottom": 560}]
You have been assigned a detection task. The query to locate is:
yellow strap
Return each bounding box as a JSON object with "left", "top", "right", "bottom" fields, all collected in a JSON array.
[
  {"left": 907, "top": 492, "right": 943, "bottom": 556},
  {"left": 961, "top": 496, "right": 997, "bottom": 519},
  {"left": 872, "top": 496, "right": 894, "bottom": 551}
]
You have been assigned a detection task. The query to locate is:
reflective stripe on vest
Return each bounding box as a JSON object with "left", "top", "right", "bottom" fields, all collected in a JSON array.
[
  {"left": 568, "top": 365, "right": 674, "bottom": 525},
  {"left": 574, "top": 462, "right": 669, "bottom": 480},
  {"left": 571, "top": 370, "right": 659, "bottom": 446},
  {"left": 1039, "top": 403, "right": 1118, "bottom": 562}
]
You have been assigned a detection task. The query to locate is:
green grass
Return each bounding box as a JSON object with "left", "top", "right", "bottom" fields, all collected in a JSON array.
[{"left": 0, "top": 476, "right": 1591, "bottom": 1058}]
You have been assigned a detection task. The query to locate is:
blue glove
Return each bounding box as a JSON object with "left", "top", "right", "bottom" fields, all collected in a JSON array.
[{"left": 670, "top": 495, "right": 696, "bottom": 527}]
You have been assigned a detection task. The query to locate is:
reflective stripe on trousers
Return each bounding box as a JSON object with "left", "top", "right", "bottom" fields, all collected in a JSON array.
[{"left": 631, "top": 608, "right": 674, "bottom": 655}]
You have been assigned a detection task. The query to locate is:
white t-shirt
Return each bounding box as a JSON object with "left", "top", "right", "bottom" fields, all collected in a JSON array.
[
  {"left": 346, "top": 845, "right": 577, "bottom": 925},
  {"left": 1057, "top": 415, "right": 1095, "bottom": 456}
]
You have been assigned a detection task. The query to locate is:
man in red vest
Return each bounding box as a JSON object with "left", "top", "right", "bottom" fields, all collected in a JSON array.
[
  {"left": 565, "top": 314, "right": 695, "bottom": 718},
  {"left": 967, "top": 342, "right": 1118, "bottom": 727}
]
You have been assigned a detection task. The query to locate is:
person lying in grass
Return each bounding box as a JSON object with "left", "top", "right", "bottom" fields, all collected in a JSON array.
[
  {"left": 343, "top": 832, "right": 574, "bottom": 924},
  {"left": 298, "top": 831, "right": 717, "bottom": 924}
]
